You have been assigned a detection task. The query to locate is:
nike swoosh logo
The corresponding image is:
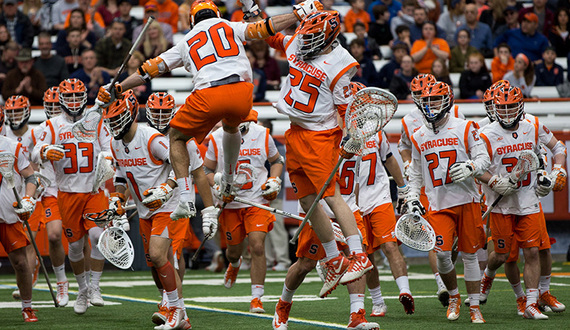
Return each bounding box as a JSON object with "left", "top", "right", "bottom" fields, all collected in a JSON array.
[
  {"left": 251, "top": 139, "right": 257, "bottom": 141},
  {"left": 324, "top": 61, "right": 331, "bottom": 65},
  {"left": 333, "top": 260, "right": 344, "bottom": 273},
  {"left": 256, "top": 224, "right": 263, "bottom": 227},
  {"left": 135, "top": 147, "right": 141, "bottom": 150},
  {"left": 11, "top": 241, "right": 17, "bottom": 245},
  {"left": 382, "top": 234, "right": 391, "bottom": 238},
  {"left": 160, "top": 273, "right": 167, "bottom": 277},
  {"left": 523, "top": 131, "right": 530, "bottom": 135}
]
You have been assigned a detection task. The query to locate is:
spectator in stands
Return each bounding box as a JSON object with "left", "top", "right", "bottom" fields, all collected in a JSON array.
[
  {"left": 65, "top": 0, "right": 105, "bottom": 39},
  {"left": 390, "top": 0, "right": 415, "bottom": 39},
  {"left": 389, "top": 54, "right": 416, "bottom": 100},
  {"left": 345, "top": 0, "right": 371, "bottom": 32},
  {"left": 493, "top": 5, "right": 520, "bottom": 38},
  {"left": 422, "top": 0, "right": 442, "bottom": 23},
  {"left": 449, "top": 28, "right": 478, "bottom": 73},
  {"left": 245, "top": 46, "right": 267, "bottom": 102},
  {"left": 354, "top": 22, "right": 382, "bottom": 59},
  {"left": 95, "top": 20, "right": 132, "bottom": 77},
  {"left": 503, "top": 53, "right": 535, "bottom": 97},
  {"left": 410, "top": 7, "right": 445, "bottom": 43},
  {"left": 0, "top": 0, "right": 34, "bottom": 49},
  {"left": 35, "top": 0, "right": 60, "bottom": 33},
  {"left": 178, "top": 0, "right": 192, "bottom": 33},
  {"left": 51, "top": 0, "right": 78, "bottom": 31},
  {"left": 96, "top": 0, "right": 120, "bottom": 26},
  {"left": 0, "top": 24, "right": 12, "bottom": 49},
  {"left": 456, "top": 3, "right": 494, "bottom": 57},
  {"left": 139, "top": 20, "right": 172, "bottom": 61},
  {"left": 23, "top": 0, "right": 43, "bottom": 35},
  {"left": 57, "top": 28, "right": 87, "bottom": 74},
  {"left": 33, "top": 32, "right": 69, "bottom": 88},
  {"left": 437, "top": 0, "right": 466, "bottom": 47},
  {"left": 116, "top": 0, "right": 141, "bottom": 40},
  {"left": 411, "top": 21, "right": 450, "bottom": 73},
  {"left": 479, "top": 0, "right": 508, "bottom": 39},
  {"left": 149, "top": 0, "right": 179, "bottom": 34},
  {"left": 250, "top": 40, "right": 281, "bottom": 90},
  {"left": 378, "top": 42, "right": 408, "bottom": 88},
  {"left": 368, "top": 5, "right": 392, "bottom": 48},
  {"left": 70, "top": 49, "right": 111, "bottom": 105},
  {"left": 519, "top": 0, "right": 554, "bottom": 36},
  {"left": 55, "top": 9, "right": 97, "bottom": 52},
  {"left": 2, "top": 48, "right": 47, "bottom": 105},
  {"left": 548, "top": 8, "right": 570, "bottom": 57},
  {"left": 494, "top": 13, "right": 549, "bottom": 62},
  {"left": 133, "top": 3, "right": 173, "bottom": 44},
  {"left": 431, "top": 57, "right": 453, "bottom": 86},
  {"left": 349, "top": 38, "right": 378, "bottom": 86},
  {"left": 117, "top": 50, "right": 151, "bottom": 104},
  {"left": 491, "top": 42, "right": 515, "bottom": 82},
  {"left": 393, "top": 25, "right": 412, "bottom": 50},
  {"left": 474, "top": 0, "right": 490, "bottom": 19},
  {"left": 367, "top": 0, "right": 401, "bottom": 24},
  {"left": 0, "top": 41, "right": 19, "bottom": 93},
  {"left": 459, "top": 52, "right": 492, "bottom": 99},
  {"left": 535, "top": 46, "right": 564, "bottom": 86}
]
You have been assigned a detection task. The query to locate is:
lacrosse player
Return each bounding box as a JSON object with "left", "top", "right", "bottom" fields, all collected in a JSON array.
[
  {"left": 477, "top": 85, "right": 567, "bottom": 319},
  {"left": 406, "top": 81, "right": 490, "bottom": 323},
  {"left": 97, "top": 0, "right": 320, "bottom": 225},
  {"left": 32, "top": 78, "right": 110, "bottom": 315},
  {"left": 0, "top": 108, "right": 40, "bottom": 322}
]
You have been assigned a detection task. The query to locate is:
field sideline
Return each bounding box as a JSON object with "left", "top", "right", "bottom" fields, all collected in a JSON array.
[{"left": 1, "top": 262, "right": 569, "bottom": 329}]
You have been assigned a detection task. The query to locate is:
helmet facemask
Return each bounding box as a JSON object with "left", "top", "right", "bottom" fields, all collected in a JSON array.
[
  {"left": 5, "top": 106, "right": 30, "bottom": 131},
  {"left": 483, "top": 100, "right": 495, "bottom": 122},
  {"left": 297, "top": 30, "right": 327, "bottom": 61},
  {"left": 44, "top": 101, "right": 62, "bottom": 119},
  {"left": 420, "top": 95, "right": 451, "bottom": 133},
  {"left": 146, "top": 106, "right": 175, "bottom": 134},
  {"left": 495, "top": 102, "right": 524, "bottom": 129},
  {"left": 60, "top": 91, "right": 87, "bottom": 121}
]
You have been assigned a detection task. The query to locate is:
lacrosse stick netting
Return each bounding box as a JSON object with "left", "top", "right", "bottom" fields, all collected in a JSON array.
[
  {"left": 395, "top": 213, "right": 436, "bottom": 252},
  {"left": 72, "top": 105, "right": 103, "bottom": 142},
  {"left": 0, "top": 152, "right": 17, "bottom": 188},
  {"left": 92, "top": 152, "right": 116, "bottom": 193},
  {"left": 97, "top": 226, "right": 135, "bottom": 269}
]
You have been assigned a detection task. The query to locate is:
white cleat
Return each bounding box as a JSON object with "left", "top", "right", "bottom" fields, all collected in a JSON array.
[
  {"left": 154, "top": 306, "right": 186, "bottom": 329},
  {"left": 56, "top": 281, "right": 69, "bottom": 307},
  {"left": 370, "top": 303, "right": 387, "bottom": 317},
  {"left": 74, "top": 289, "right": 89, "bottom": 314},
  {"left": 89, "top": 285, "right": 104, "bottom": 306},
  {"left": 524, "top": 303, "right": 549, "bottom": 320}
]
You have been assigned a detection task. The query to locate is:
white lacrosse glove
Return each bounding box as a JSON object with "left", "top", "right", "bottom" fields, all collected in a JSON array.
[
  {"left": 402, "top": 160, "right": 411, "bottom": 180},
  {"left": 293, "top": 0, "right": 324, "bottom": 21},
  {"left": 262, "top": 177, "right": 282, "bottom": 201},
  {"left": 241, "top": 0, "right": 261, "bottom": 19},
  {"left": 171, "top": 191, "right": 197, "bottom": 220},
  {"left": 113, "top": 215, "right": 130, "bottom": 232},
  {"left": 404, "top": 192, "right": 426, "bottom": 215},
  {"left": 214, "top": 172, "right": 238, "bottom": 203},
  {"left": 488, "top": 175, "right": 517, "bottom": 196},
  {"left": 201, "top": 206, "right": 219, "bottom": 240},
  {"left": 550, "top": 165, "right": 567, "bottom": 192},
  {"left": 109, "top": 192, "right": 126, "bottom": 216},
  {"left": 449, "top": 160, "right": 475, "bottom": 183},
  {"left": 396, "top": 185, "right": 409, "bottom": 214},
  {"left": 40, "top": 144, "right": 65, "bottom": 161},
  {"left": 331, "top": 220, "right": 346, "bottom": 244},
  {"left": 536, "top": 170, "right": 554, "bottom": 198},
  {"left": 340, "top": 135, "right": 360, "bottom": 159},
  {"left": 142, "top": 183, "right": 174, "bottom": 211},
  {"left": 13, "top": 196, "right": 36, "bottom": 222}
]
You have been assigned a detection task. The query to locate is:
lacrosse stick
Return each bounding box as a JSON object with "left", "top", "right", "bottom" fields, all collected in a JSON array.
[
  {"left": 92, "top": 152, "right": 115, "bottom": 193},
  {"left": 482, "top": 150, "right": 540, "bottom": 219},
  {"left": 72, "top": 17, "right": 155, "bottom": 142},
  {"left": 290, "top": 87, "right": 398, "bottom": 243},
  {"left": 191, "top": 163, "right": 258, "bottom": 261},
  {"left": 97, "top": 225, "right": 135, "bottom": 269},
  {"left": 0, "top": 153, "right": 59, "bottom": 307},
  {"left": 395, "top": 212, "right": 436, "bottom": 251},
  {"left": 84, "top": 203, "right": 137, "bottom": 228}
]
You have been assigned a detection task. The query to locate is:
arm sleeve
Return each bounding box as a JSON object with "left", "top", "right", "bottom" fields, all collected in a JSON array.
[
  {"left": 149, "top": 135, "right": 170, "bottom": 162},
  {"left": 398, "top": 118, "right": 412, "bottom": 152},
  {"left": 98, "top": 124, "right": 112, "bottom": 152},
  {"left": 159, "top": 43, "right": 184, "bottom": 72},
  {"left": 205, "top": 136, "right": 218, "bottom": 162},
  {"left": 267, "top": 135, "right": 279, "bottom": 158},
  {"left": 408, "top": 137, "right": 423, "bottom": 196},
  {"left": 16, "top": 143, "right": 30, "bottom": 173},
  {"left": 32, "top": 122, "right": 53, "bottom": 162},
  {"left": 332, "top": 68, "right": 356, "bottom": 107},
  {"left": 229, "top": 21, "right": 248, "bottom": 43},
  {"left": 186, "top": 139, "right": 204, "bottom": 172},
  {"left": 466, "top": 122, "right": 490, "bottom": 176},
  {"left": 537, "top": 120, "right": 555, "bottom": 146},
  {"left": 379, "top": 132, "right": 391, "bottom": 162}
]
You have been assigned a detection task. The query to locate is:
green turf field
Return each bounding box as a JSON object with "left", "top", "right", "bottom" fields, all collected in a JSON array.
[{"left": 1, "top": 262, "right": 569, "bottom": 329}]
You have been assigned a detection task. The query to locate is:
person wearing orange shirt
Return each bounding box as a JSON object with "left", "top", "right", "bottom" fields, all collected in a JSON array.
[
  {"left": 411, "top": 21, "right": 450, "bottom": 74},
  {"left": 64, "top": 0, "right": 105, "bottom": 38},
  {"left": 491, "top": 43, "right": 515, "bottom": 82},
  {"left": 147, "top": 0, "right": 179, "bottom": 33},
  {"left": 345, "top": 0, "right": 370, "bottom": 32}
]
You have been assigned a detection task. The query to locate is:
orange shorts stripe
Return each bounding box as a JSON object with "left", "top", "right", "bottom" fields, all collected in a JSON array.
[
  {"left": 58, "top": 190, "right": 107, "bottom": 243},
  {"left": 490, "top": 212, "right": 542, "bottom": 255},
  {"left": 285, "top": 125, "right": 342, "bottom": 199},
  {"left": 363, "top": 203, "right": 397, "bottom": 254},
  {"left": 41, "top": 196, "right": 61, "bottom": 224},
  {"left": 28, "top": 202, "right": 44, "bottom": 232},
  {"left": 0, "top": 222, "right": 29, "bottom": 254},
  {"left": 219, "top": 207, "right": 275, "bottom": 245},
  {"left": 430, "top": 202, "right": 485, "bottom": 253},
  {"left": 169, "top": 82, "right": 254, "bottom": 144}
]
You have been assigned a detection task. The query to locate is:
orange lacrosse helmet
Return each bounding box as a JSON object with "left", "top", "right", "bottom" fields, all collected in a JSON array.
[
  {"left": 43, "top": 86, "right": 62, "bottom": 119},
  {"left": 350, "top": 82, "right": 366, "bottom": 94},
  {"left": 146, "top": 92, "right": 176, "bottom": 134},
  {"left": 58, "top": 78, "right": 87, "bottom": 120},
  {"left": 482, "top": 80, "right": 510, "bottom": 122},
  {"left": 420, "top": 81, "right": 454, "bottom": 130},
  {"left": 103, "top": 90, "right": 139, "bottom": 139},
  {"left": 190, "top": 0, "right": 221, "bottom": 27},
  {"left": 295, "top": 11, "right": 341, "bottom": 61},
  {"left": 410, "top": 74, "right": 436, "bottom": 107},
  {"left": 494, "top": 85, "right": 524, "bottom": 129},
  {"left": 4, "top": 95, "right": 30, "bottom": 130}
]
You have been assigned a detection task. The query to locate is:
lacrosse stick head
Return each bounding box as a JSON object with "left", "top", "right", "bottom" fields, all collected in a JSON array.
[
  {"left": 33, "top": 172, "right": 53, "bottom": 199},
  {"left": 92, "top": 152, "right": 116, "bottom": 193},
  {"left": 84, "top": 209, "right": 116, "bottom": 228},
  {"left": 234, "top": 163, "right": 257, "bottom": 189},
  {"left": 0, "top": 152, "right": 16, "bottom": 189},
  {"left": 97, "top": 226, "right": 134, "bottom": 269},
  {"left": 494, "top": 85, "right": 524, "bottom": 130},
  {"left": 410, "top": 74, "right": 436, "bottom": 108},
  {"left": 4, "top": 95, "right": 30, "bottom": 131},
  {"left": 508, "top": 150, "right": 540, "bottom": 182},
  {"left": 72, "top": 106, "right": 102, "bottom": 142},
  {"left": 146, "top": 92, "right": 176, "bottom": 134},
  {"left": 395, "top": 212, "right": 436, "bottom": 252},
  {"left": 43, "top": 86, "right": 62, "bottom": 119}
]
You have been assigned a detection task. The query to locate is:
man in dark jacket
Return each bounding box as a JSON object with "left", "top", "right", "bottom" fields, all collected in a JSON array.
[
  {"left": 0, "top": 0, "right": 34, "bottom": 48},
  {"left": 2, "top": 48, "right": 47, "bottom": 105},
  {"left": 535, "top": 47, "right": 564, "bottom": 86}
]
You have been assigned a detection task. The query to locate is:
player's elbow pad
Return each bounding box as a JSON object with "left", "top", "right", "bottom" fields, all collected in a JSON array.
[
  {"left": 137, "top": 57, "right": 168, "bottom": 82},
  {"left": 551, "top": 140, "right": 567, "bottom": 158},
  {"left": 246, "top": 18, "right": 276, "bottom": 40}
]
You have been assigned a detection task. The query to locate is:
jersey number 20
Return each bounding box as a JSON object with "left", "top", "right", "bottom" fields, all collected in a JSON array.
[{"left": 187, "top": 22, "right": 240, "bottom": 71}]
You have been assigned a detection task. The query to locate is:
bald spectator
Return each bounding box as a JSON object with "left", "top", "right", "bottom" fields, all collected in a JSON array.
[
  {"left": 0, "top": 41, "right": 19, "bottom": 93},
  {"left": 70, "top": 50, "right": 111, "bottom": 105},
  {"left": 149, "top": 0, "right": 179, "bottom": 33},
  {"left": 455, "top": 3, "right": 493, "bottom": 57},
  {"left": 33, "top": 32, "right": 69, "bottom": 88},
  {"left": 519, "top": 0, "right": 554, "bottom": 36},
  {"left": 494, "top": 12, "right": 549, "bottom": 62},
  {"left": 0, "top": 0, "right": 34, "bottom": 48},
  {"left": 94, "top": 20, "right": 132, "bottom": 77},
  {"left": 2, "top": 49, "right": 47, "bottom": 105},
  {"left": 133, "top": 3, "right": 173, "bottom": 44},
  {"left": 51, "top": 0, "right": 78, "bottom": 31}
]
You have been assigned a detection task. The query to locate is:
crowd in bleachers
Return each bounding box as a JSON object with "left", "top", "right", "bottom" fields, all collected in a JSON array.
[{"left": 1, "top": 0, "right": 570, "bottom": 107}]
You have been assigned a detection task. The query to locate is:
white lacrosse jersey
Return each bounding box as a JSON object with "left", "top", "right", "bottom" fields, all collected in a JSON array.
[
  {"left": 272, "top": 36, "right": 358, "bottom": 131},
  {"left": 112, "top": 126, "right": 179, "bottom": 220},
  {"left": 0, "top": 135, "right": 30, "bottom": 224},
  {"left": 33, "top": 115, "right": 111, "bottom": 193},
  {"left": 31, "top": 123, "right": 57, "bottom": 198},
  {"left": 411, "top": 116, "right": 483, "bottom": 211},
  {"left": 357, "top": 131, "right": 393, "bottom": 215},
  {"left": 3, "top": 126, "right": 34, "bottom": 158},
  {"left": 159, "top": 17, "right": 251, "bottom": 91},
  {"left": 398, "top": 106, "right": 464, "bottom": 153},
  {"left": 205, "top": 123, "right": 278, "bottom": 209},
  {"left": 477, "top": 116, "right": 492, "bottom": 129},
  {"left": 479, "top": 119, "right": 551, "bottom": 215}
]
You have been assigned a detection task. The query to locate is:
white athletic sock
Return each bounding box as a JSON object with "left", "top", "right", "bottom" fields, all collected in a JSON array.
[
  {"left": 75, "top": 271, "right": 88, "bottom": 292},
  {"left": 368, "top": 286, "right": 384, "bottom": 305},
  {"left": 53, "top": 264, "right": 67, "bottom": 283},
  {"left": 252, "top": 284, "right": 264, "bottom": 299},
  {"left": 449, "top": 287, "right": 459, "bottom": 296},
  {"left": 281, "top": 284, "right": 296, "bottom": 303},
  {"left": 90, "top": 270, "right": 102, "bottom": 288},
  {"left": 230, "top": 258, "right": 241, "bottom": 268},
  {"left": 539, "top": 275, "right": 551, "bottom": 295},
  {"left": 395, "top": 276, "right": 411, "bottom": 295},
  {"left": 222, "top": 130, "right": 241, "bottom": 180},
  {"left": 346, "top": 235, "right": 363, "bottom": 254},
  {"left": 468, "top": 293, "right": 480, "bottom": 307},
  {"left": 349, "top": 293, "right": 365, "bottom": 314},
  {"left": 484, "top": 267, "right": 496, "bottom": 278},
  {"left": 526, "top": 288, "right": 539, "bottom": 307},
  {"left": 511, "top": 282, "right": 525, "bottom": 299},
  {"left": 434, "top": 272, "right": 446, "bottom": 290},
  {"left": 322, "top": 240, "right": 339, "bottom": 261},
  {"left": 166, "top": 289, "right": 179, "bottom": 307},
  {"left": 22, "top": 299, "right": 32, "bottom": 310}
]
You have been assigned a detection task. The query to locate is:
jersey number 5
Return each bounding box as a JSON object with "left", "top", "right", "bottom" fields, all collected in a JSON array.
[
  {"left": 187, "top": 22, "right": 240, "bottom": 71},
  {"left": 284, "top": 67, "right": 321, "bottom": 113},
  {"left": 425, "top": 150, "right": 457, "bottom": 187}
]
